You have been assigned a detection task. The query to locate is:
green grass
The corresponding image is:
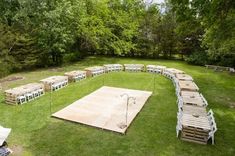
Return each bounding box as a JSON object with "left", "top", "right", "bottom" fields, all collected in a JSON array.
[{"left": 0, "top": 56, "right": 235, "bottom": 156}]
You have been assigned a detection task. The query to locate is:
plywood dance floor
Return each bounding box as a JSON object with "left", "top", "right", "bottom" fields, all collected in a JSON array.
[{"left": 52, "top": 86, "right": 152, "bottom": 134}]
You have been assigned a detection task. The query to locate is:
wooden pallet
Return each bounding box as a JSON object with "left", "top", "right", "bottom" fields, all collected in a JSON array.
[
  {"left": 64, "top": 70, "right": 86, "bottom": 82},
  {"left": 181, "top": 128, "right": 208, "bottom": 144},
  {"left": 85, "top": 66, "right": 105, "bottom": 77},
  {"left": 165, "top": 68, "right": 185, "bottom": 75},
  {"left": 146, "top": 65, "right": 166, "bottom": 73},
  {"left": 176, "top": 74, "right": 193, "bottom": 81},
  {"left": 182, "top": 128, "right": 209, "bottom": 136},
  {"left": 205, "top": 65, "right": 229, "bottom": 71},
  {"left": 40, "top": 76, "right": 68, "bottom": 91},
  {"left": 124, "top": 64, "right": 145, "bottom": 72},
  {"left": 182, "top": 105, "right": 207, "bottom": 117},
  {"left": 179, "top": 81, "right": 199, "bottom": 92},
  {"left": 4, "top": 83, "right": 44, "bottom": 105},
  {"left": 181, "top": 136, "right": 208, "bottom": 144},
  {"left": 103, "top": 64, "right": 123, "bottom": 72}
]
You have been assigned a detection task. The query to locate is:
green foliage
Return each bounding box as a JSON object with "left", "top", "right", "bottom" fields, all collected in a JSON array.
[
  {"left": 202, "top": 1, "right": 235, "bottom": 67},
  {"left": 170, "top": 0, "right": 235, "bottom": 66},
  {"left": 185, "top": 51, "right": 208, "bottom": 65},
  {"left": 0, "top": 0, "right": 234, "bottom": 77}
]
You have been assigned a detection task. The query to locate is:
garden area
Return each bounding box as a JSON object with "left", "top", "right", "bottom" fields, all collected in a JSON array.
[
  {"left": 0, "top": 57, "right": 235, "bottom": 155},
  {"left": 0, "top": 0, "right": 235, "bottom": 155}
]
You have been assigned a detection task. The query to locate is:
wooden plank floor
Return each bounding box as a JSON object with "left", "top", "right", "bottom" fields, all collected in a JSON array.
[{"left": 52, "top": 86, "right": 152, "bottom": 134}]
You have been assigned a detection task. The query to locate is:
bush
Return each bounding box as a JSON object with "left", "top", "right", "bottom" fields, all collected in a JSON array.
[
  {"left": 185, "top": 52, "right": 208, "bottom": 66},
  {"left": 0, "top": 61, "right": 11, "bottom": 78}
]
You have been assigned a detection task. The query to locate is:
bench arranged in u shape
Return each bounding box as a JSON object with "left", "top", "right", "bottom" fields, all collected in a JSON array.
[
  {"left": 3, "top": 64, "right": 217, "bottom": 145},
  {"left": 160, "top": 68, "right": 217, "bottom": 145},
  {"left": 40, "top": 76, "right": 68, "bottom": 92},
  {"left": 85, "top": 66, "right": 105, "bottom": 77},
  {"left": 104, "top": 64, "right": 123, "bottom": 72},
  {"left": 4, "top": 83, "right": 44, "bottom": 105},
  {"left": 64, "top": 70, "right": 86, "bottom": 82}
]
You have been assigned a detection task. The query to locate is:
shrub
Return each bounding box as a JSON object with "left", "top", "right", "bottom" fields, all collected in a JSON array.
[{"left": 185, "top": 52, "right": 208, "bottom": 66}]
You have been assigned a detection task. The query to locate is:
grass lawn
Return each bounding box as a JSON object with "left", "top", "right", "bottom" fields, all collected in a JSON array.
[{"left": 0, "top": 56, "right": 235, "bottom": 156}]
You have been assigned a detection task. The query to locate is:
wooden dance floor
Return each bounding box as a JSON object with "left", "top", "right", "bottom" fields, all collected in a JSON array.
[{"left": 52, "top": 86, "right": 152, "bottom": 134}]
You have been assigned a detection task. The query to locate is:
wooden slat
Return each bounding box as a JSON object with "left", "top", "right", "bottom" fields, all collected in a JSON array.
[
  {"left": 181, "top": 137, "right": 207, "bottom": 144},
  {"left": 182, "top": 96, "right": 205, "bottom": 107},
  {"left": 181, "top": 113, "right": 211, "bottom": 131},
  {"left": 165, "top": 68, "right": 185, "bottom": 75},
  {"left": 179, "top": 81, "right": 199, "bottom": 91},
  {"left": 182, "top": 105, "right": 207, "bottom": 116},
  {"left": 176, "top": 74, "right": 193, "bottom": 81},
  {"left": 180, "top": 91, "right": 200, "bottom": 97}
]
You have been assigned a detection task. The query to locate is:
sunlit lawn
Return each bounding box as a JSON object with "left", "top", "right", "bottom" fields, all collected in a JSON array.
[{"left": 0, "top": 56, "right": 235, "bottom": 155}]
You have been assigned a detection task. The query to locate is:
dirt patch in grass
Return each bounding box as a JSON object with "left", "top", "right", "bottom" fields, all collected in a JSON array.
[
  {"left": 48, "top": 68, "right": 64, "bottom": 72},
  {"left": 10, "top": 145, "right": 23, "bottom": 156},
  {"left": 0, "top": 76, "right": 24, "bottom": 83}
]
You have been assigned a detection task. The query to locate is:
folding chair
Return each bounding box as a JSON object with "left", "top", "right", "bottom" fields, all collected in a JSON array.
[
  {"left": 162, "top": 71, "right": 168, "bottom": 77},
  {"left": 32, "top": 90, "right": 39, "bottom": 99},
  {"left": 51, "top": 84, "right": 57, "bottom": 91},
  {"left": 26, "top": 93, "right": 33, "bottom": 102},
  {"left": 176, "top": 121, "right": 182, "bottom": 137},
  {"left": 17, "top": 95, "right": 26, "bottom": 104},
  {"left": 154, "top": 69, "right": 161, "bottom": 74},
  {"left": 208, "top": 121, "right": 217, "bottom": 145},
  {"left": 147, "top": 67, "right": 153, "bottom": 73},
  {"left": 92, "top": 70, "right": 97, "bottom": 76},
  {"left": 176, "top": 111, "right": 183, "bottom": 137},
  {"left": 38, "top": 88, "right": 44, "bottom": 96},
  {"left": 200, "top": 94, "right": 208, "bottom": 107},
  {"left": 207, "top": 109, "right": 214, "bottom": 117}
]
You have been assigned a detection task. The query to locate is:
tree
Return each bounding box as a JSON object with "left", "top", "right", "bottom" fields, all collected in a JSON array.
[
  {"left": 201, "top": 0, "right": 235, "bottom": 66},
  {"left": 170, "top": 0, "right": 204, "bottom": 59}
]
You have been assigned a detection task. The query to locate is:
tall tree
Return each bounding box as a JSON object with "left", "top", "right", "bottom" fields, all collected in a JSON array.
[{"left": 170, "top": 0, "right": 204, "bottom": 58}]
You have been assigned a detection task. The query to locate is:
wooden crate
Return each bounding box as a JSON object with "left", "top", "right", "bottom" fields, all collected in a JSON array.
[
  {"left": 64, "top": 70, "right": 86, "bottom": 82},
  {"left": 40, "top": 76, "right": 68, "bottom": 91},
  {"left": 4, "top": 83, "right": 44, "bottom": 105}
]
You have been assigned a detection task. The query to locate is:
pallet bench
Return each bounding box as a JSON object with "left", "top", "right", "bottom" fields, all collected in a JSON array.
[
  {"left": 180, "top": 113, "right": 211, "bottom": 144},
  {"left": 103, "top": 64, "right": 123, "bottom": 72},
  {"left": 40, "top": 76, "right": 68, "bottom": 92},
  {"left": 176, "top": 74, "right": 193, "bottom": 81},
  {"left": 180, "top": 91, "right": 200, "bottom": 97},
  {"left": 124, "top": 64, "right": 144, "bottom": 72},
  {"left": 146, "top": 65, "right": 166, "bottom": 74},
  {"left": 229, "top": 68, "right": 235, "bottom": 73},
  {"left": 85, "top": 66, "right": 105, "bottom": 77},
  {"left": 4, "top": 83, "right": 44, "bottom": 105},
  {"left": 64, "top": 70, "right": 86, "bottom": 82},
  {"left": 205, "top": 65, "right": 231, "bottom": 72},
  {"left": 178, "top": 80, "right": 199, "bottom": 92},
  {"left": 164, "top": 68, "right": 185, "bottom": 75},
  {"left": 180, "top": 95, "right": 207, "bottom": 107},
  {"left": 181, "top": 105, "right": 207, "bottom": 117}
]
